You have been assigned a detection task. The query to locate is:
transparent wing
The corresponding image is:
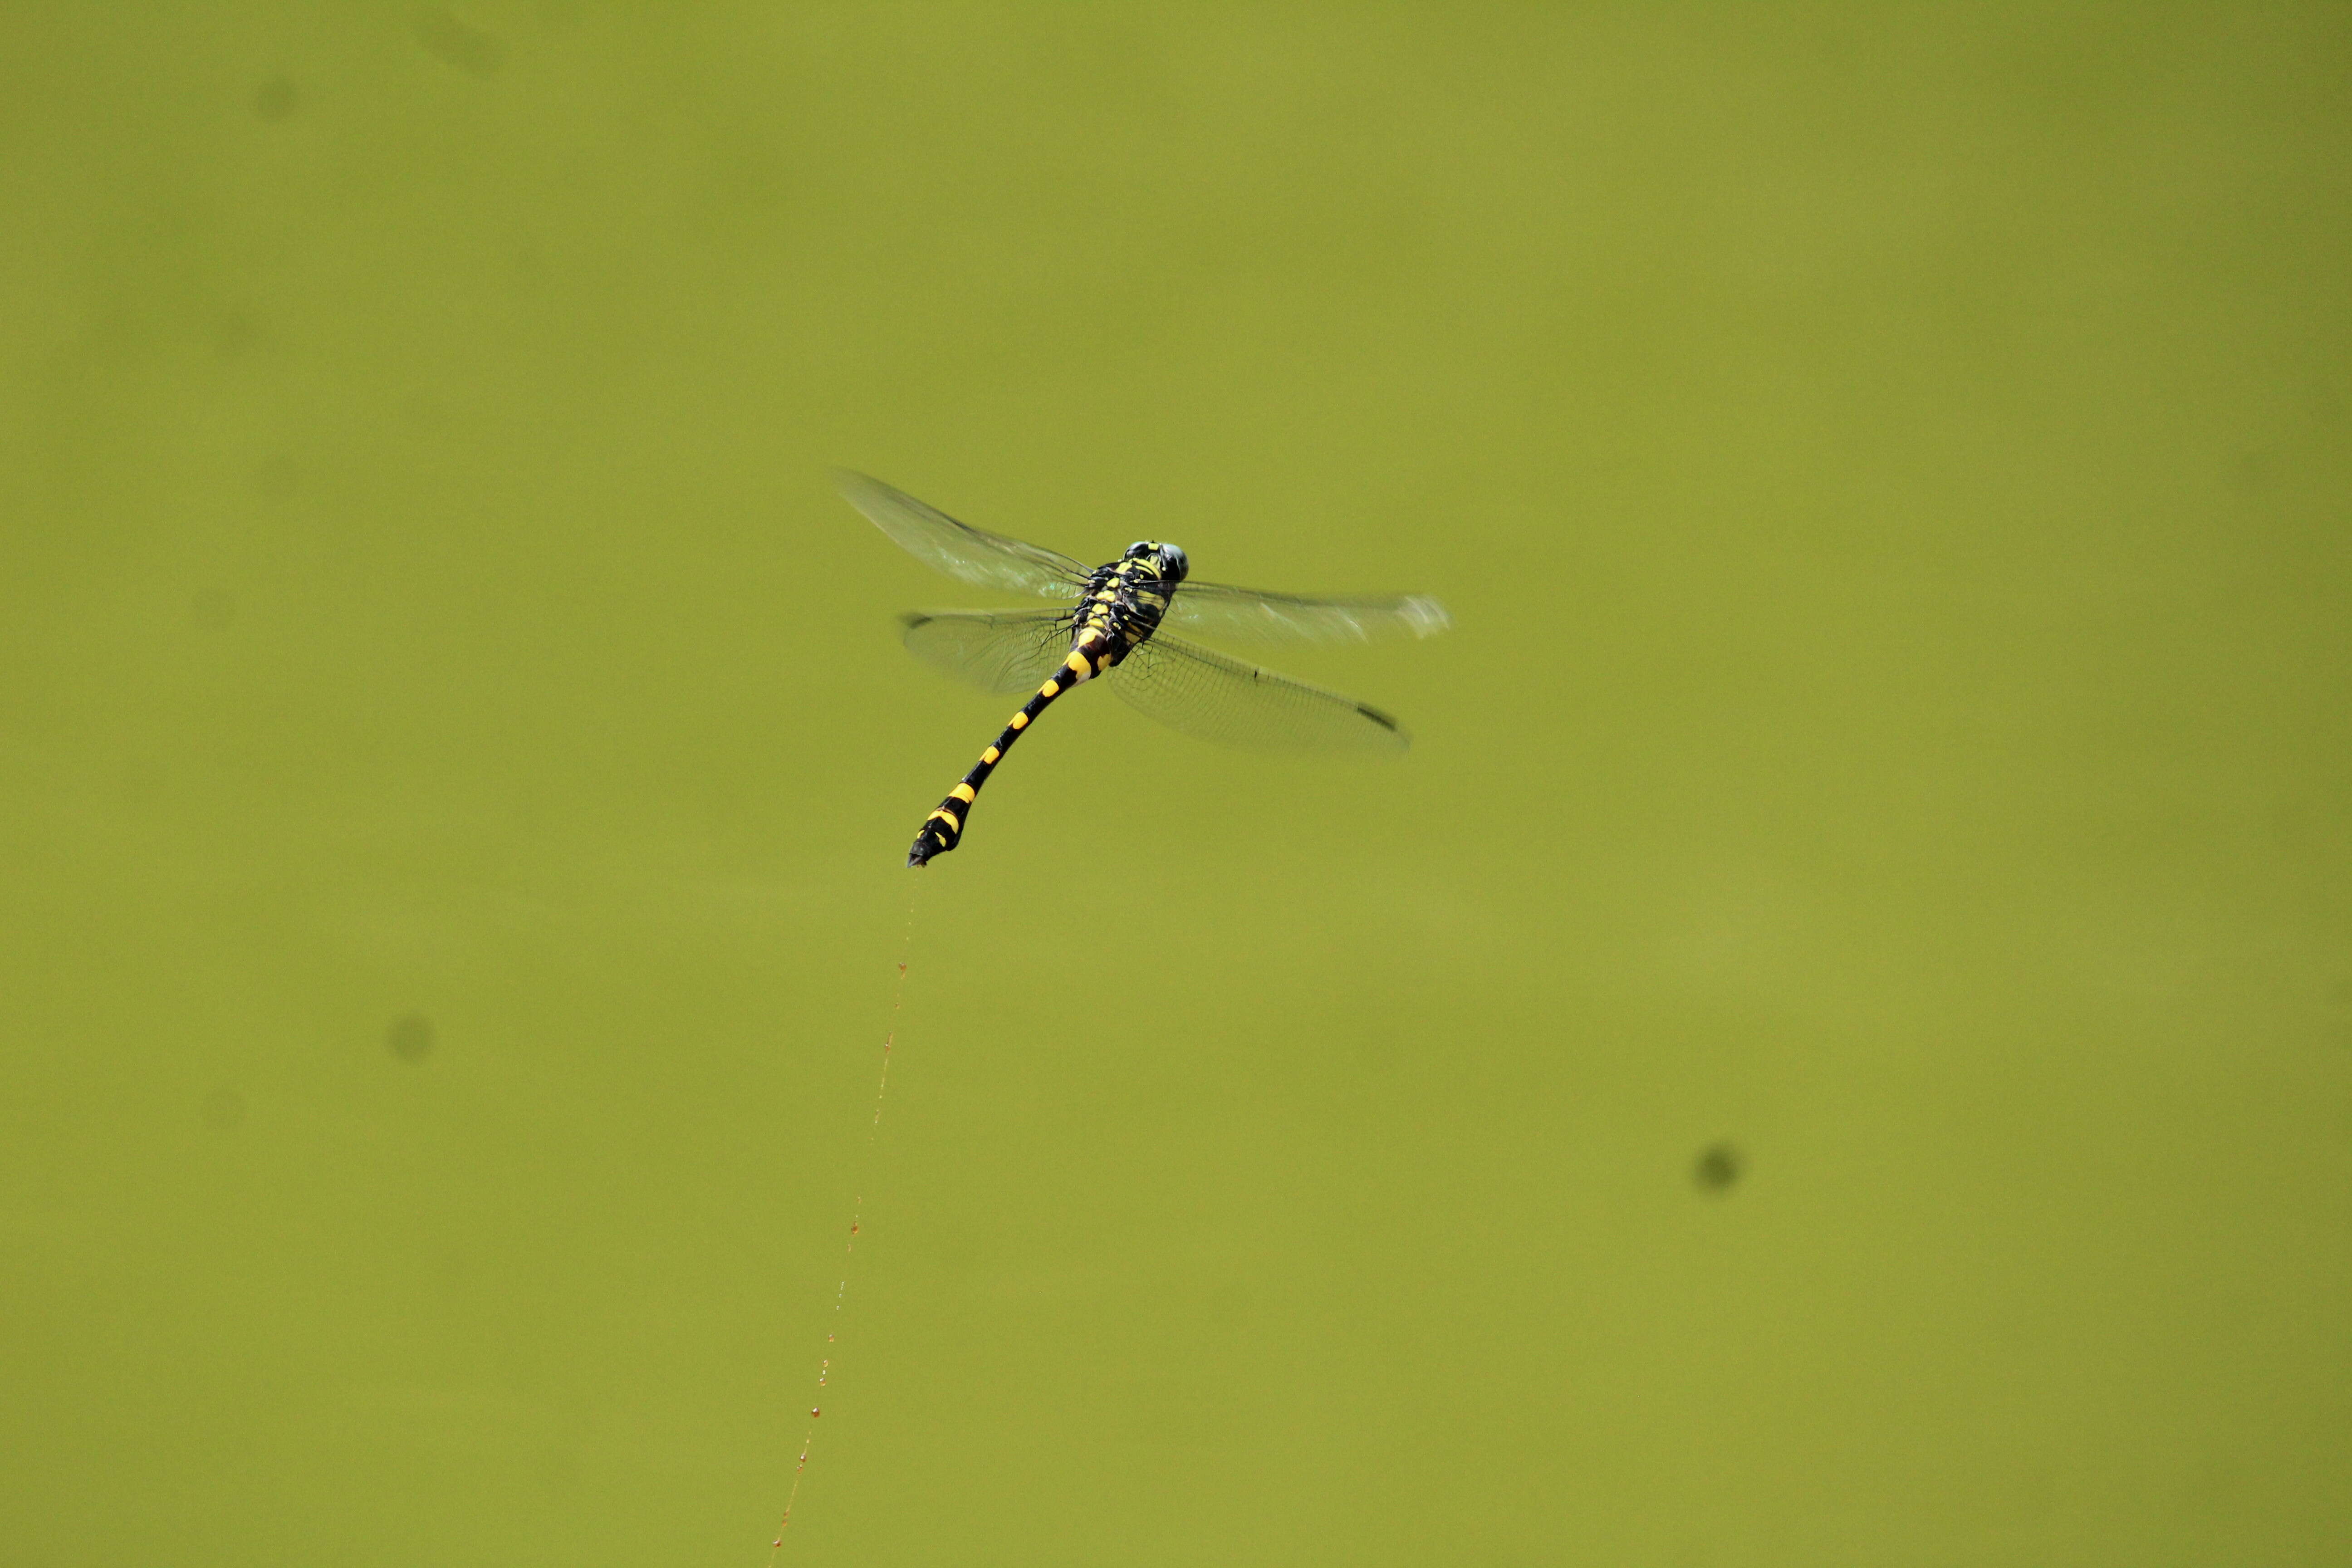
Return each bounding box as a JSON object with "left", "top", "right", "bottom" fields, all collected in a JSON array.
[
  {"left": 838, "top": 471, "right": 1090, "bottom": 599},
  {"left": 1167, "top": 581, "right": 1451, "bottom": 644},
  {"left": 1107, "top": 633, "right": 1411, "bottom": 752},
  {"left": 900, "top": 610, "right": 1075, "bottom": 695}
]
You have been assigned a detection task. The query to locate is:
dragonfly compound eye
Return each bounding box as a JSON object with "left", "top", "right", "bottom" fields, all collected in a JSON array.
[{"left": 1157, "top": 543, "right": 1189, "bottom": 582}]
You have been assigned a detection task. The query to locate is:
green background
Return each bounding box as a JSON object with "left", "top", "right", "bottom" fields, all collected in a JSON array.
[{"left": 4, "top": 6, "right": 2348, "bottom": 1563}]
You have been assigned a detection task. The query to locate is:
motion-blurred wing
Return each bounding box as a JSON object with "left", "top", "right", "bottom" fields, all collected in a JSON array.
[
  {"left": 838, "top": 471, "right": 1091, "bottom": 599},
  {"left": 1107, "top": 633, "right": 1411, "bottom": 752},
  {"left": 900, "top": 611, "right": 1075, "bottom": 695},
  {"left": 1167, "top": 581, "right": 1451, "bottom": 644}
]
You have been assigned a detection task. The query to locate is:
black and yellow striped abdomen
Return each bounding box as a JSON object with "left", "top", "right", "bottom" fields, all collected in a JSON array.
[{"left": 907, "top": 640, "right": 1112, "bottom": 867}]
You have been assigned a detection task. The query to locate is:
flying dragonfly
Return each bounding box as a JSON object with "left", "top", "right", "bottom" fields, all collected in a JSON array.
[{"left": 840, "top": 472, "right": 1451, "bottom": 868}]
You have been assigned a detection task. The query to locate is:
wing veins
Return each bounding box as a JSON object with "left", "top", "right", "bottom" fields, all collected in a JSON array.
[
  {"left": 900, "top": 610, "right": 1075, "bottom": 695},
  {"left": 1107, "top": 632, "right": 1410, "bottom": 751},
  {"left": 1168, "top": 580, "right": 1451, "bottom": 644},
  {"left": 838, "top": 471, "right": 1090, "bottom": 599}
]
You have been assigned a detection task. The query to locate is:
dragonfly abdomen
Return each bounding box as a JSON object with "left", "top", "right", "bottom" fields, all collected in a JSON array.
[{"left": 906, "top": 637, "right": 1115, "bottom": 868}]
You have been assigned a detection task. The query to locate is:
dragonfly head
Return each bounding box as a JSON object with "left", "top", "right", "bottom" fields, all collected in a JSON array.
[{"left": 1123, "top": 540, "right": 1190, "bottom": 583}]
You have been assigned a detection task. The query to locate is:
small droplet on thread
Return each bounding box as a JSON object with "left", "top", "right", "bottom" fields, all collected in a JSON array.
[{"left": 811, "top": 1407, "right": 822, "bottom": 1418}]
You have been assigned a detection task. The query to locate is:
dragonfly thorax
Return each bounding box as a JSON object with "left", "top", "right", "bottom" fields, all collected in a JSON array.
[{"left": 1074, "top": 547, "right": 1188, "bottom": 666}]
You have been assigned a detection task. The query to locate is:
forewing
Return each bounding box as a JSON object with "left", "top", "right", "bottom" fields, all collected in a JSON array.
[
  {"left": 901, "top": 611, "right": 1075, "bottom": 695},
  {"left": 1107, "top": 633, "right": 1411, "bottom": 752},
  {"left": 838, "top": 471, "right": 1090, "bottom": 598},
  {"left": 1168, "top": 581, "right": 1451, "bottom": 644}
]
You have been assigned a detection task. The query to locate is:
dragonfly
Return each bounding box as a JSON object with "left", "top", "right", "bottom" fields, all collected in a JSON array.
[{"left": 840, "top": 472, "right": 1451, "bottom": 868}]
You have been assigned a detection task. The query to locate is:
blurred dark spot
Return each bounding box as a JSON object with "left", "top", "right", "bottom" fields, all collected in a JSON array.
[
  {"left": 202, "top": 1085, "right": 246, "bottom": 1129},
  {"left": 510, "top": 241, "right": 552, "bottom": 294},
  {"left": 2267, "top": 795, "right": 2314, "bottom": 850},
  {"left": 387, "top": 1013, "right": 436, "bottom": 1062},
  {"left": 2310, "top": 377, "right": 2343, "bottom": 427},
  {"left": 253, "top": 76, "right": 299, "bottom": 121},
  {"left": 251, "top": 453, "right": 299, "bottom": 501},
  {"left": 402, "top": 389, "right": 450, "bottom": 432},
  {"left": 190, "top": 587, "right": 237, "bottom": 631},
  {"left": 416, "top": 7, "right": 508, "bottom": 77},
  {"left": 534, "top": 1443, "right": 583, "bottom": 1494},
  {"left": 213, "top": 310, "right": 266, "bottom": 359},
  {"left": 118, "top": 755, "right": 161, "bottom": 804},
  {"left": 1693, "top": 1140, "right": 1743, "bottom": 1194},
  {"left": 712, "top": 134, "right": 792, "bottom": 211}
]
